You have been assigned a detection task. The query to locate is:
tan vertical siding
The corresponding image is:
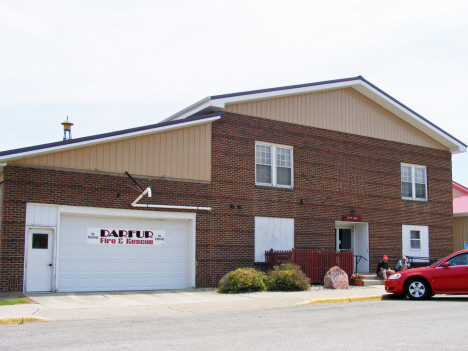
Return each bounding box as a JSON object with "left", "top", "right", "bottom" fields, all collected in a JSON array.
[
  {"left": 224, "top": 87, "right": 448, "bottom": 150},
  {"left": 454, "top": 216, "right": 468, "bottom": 251},
  {"left": 11, "top": 124, "right": 213, "bottom": 182},
  {"left": 0, "top": 172, "right": 3, "bottom": 183}
]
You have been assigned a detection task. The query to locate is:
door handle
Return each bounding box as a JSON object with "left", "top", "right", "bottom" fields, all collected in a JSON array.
[{"left": 48, "top": 264, "right": 52, "bottom": 267}]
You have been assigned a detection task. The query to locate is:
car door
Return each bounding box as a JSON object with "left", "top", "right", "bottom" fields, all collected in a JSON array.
[{"left": 433, "top": 253, "right": 468, "bottom": 293}]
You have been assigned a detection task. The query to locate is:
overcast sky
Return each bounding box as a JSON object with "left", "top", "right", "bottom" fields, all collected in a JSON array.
[{"left": 1, "top": 1, "right": 467, "bottom": 186}]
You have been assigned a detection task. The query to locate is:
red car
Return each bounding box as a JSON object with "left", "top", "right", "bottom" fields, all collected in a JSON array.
[{"left": 385, "top": 249, "right": 468, "bottom": 299}]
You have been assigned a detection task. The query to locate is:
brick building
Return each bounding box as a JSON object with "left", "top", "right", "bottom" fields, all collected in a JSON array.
[{"left": 0, "top": 76, "right": 466, "bottom": 293}]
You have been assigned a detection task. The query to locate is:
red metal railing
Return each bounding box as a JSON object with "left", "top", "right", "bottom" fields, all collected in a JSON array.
[{"left": 265, "top": 249, "right": 354, "bottom": 285}]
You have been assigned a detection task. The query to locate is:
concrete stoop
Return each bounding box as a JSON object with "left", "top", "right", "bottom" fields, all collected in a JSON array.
[{"left": 355, "top": 273, "right": 385, "bottom": 286}]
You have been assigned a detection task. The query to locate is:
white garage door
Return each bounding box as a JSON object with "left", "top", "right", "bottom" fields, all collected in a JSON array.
[{"left": 58, "top": 214, "right": 189, "bottom": 292}]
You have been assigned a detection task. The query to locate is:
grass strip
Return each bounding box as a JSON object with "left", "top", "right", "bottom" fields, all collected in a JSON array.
[{"left": 0, "top": 297, "right": 34, "bottom": 306}]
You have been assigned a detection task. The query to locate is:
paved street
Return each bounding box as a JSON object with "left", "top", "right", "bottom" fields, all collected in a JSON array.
[{"left": 1, "top": 296, "right": 467, "bottom": 350}]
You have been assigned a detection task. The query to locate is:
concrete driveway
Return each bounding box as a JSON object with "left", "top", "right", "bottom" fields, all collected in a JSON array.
[{"left": 2, "top": 286, "right": 388, "bottom": 322}]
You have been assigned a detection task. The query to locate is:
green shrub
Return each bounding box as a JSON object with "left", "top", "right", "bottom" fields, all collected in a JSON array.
[
  {"left": 218, "top": 268, "right": 268, "bottom": 294},
  {"left": 266, "top": 263, "right": 311, "bottom": 291}
]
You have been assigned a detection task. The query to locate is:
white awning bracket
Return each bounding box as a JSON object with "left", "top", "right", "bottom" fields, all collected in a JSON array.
[{"left": 131, "top": 187, "right": 211, "bottom": 211}]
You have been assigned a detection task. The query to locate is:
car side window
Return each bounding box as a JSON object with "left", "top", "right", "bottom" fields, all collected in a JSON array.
[{"left": 447, "top": 253, "right": 468, "bottom": 267}]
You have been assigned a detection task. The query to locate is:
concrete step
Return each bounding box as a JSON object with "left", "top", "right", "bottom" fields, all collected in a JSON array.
[
  {"left": 352, "top": 273, "right": 385, "bottom": 286},
  {"left": 362, "top": 279, "right": 385, "bottom": 286}
]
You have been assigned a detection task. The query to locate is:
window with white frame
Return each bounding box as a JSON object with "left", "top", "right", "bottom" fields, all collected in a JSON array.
[
  {"left": 401, "top": 164, "right": 427, "bottom": 200},
  {"left": 255, "top": 142, "right": 293, "bottom": 187},
  {"left": 410, "top": 230, "right": 421, "bottom": 250},
  {"left": 402, "top": 225, "right": 429, "bottom": 262}
]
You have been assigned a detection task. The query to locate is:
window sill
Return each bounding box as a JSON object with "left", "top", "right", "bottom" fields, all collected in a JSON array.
[
  {"left": 255, "top": 185, "right": 294, "bottom": 191},
  {"left": 401, "top": 198, "right": 428, "bottom": 202}
]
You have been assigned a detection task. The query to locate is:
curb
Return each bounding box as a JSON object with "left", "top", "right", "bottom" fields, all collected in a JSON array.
[
  {"left": 297, "top": 295, "right": 383, "bottom": 305},
  {"left": 0, "top": 316, "right": 49, "bottom": 324}
]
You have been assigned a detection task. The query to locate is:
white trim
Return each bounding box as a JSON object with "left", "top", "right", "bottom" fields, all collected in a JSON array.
[
  {"left": 255, "top": 141, "right": 294, "bottom": 188},
  {"left": 57, "top": 204, "right": 197, "bottom": 221},
  {"left": 162, "top": 97, "right": 214, "bottom": 122},
  {"left": 130, "top": 187, "right": 211, "bottom": 211},
  {"left": 352, "top": 83, "right": 466, "bottom": 154},
  {"left": 163, "top": 79, "right": 466, "bottom": 153},
  {"left": 0, "top": 162, "right": 6, "bottom": 174},
  {"left": 165, "top": 80, "right": 361, "bottom": 122},
  {"left": 0, "top": 116, "right": 220, "bottom": 163}
]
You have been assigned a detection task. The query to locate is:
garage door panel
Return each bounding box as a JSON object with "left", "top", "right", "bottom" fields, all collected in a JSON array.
[
  {"left": 76, "top": 246, "right": 94, "bottom": 257},
  {"left": 95, "top": 262, "right": 111, "bottom": 273},
  {"left": 58, "top": 214, "right": 190, "bottom": 292},
  {"left": 173, "top": 247, "right": 189, "bottom": 257},
  {"left": 112, "top": 262, "right": 127, "bottom": 273},
  {"left": 77, "top": 278, "right": 92, "bottom": 289},
  {"left": 128, "top": 278, "right": 142, "bottom": 288},
  {"left": 60, "top": 279, "right": 74, "bottom": 290},
  {"left": 143, "top": 278, "right": 158, "bottom": 287},
  {"left": 111, "top": 277, "right": 126, "bottom": 289},
  {"left": 95, "top": 246, "right": 112, "bottom": 256},
  {"left": 129, "top": 262, "right": 142, "bottom": 273},
  {"left": 60, "top": 245, "right": 75, "bottom": 256},
  {"left": 166, "top": 233, "right": 188, "bottom": 244},
  {"left": 77, "top": 262, "right": 93, "bottom": 273},
  {"left": 169, "top": 221, "right": 189, "bottom": 230},
  {"left": 172, "top": 262, "right": 189, "bottom": 271},
  {"left": 60, "top": 261, "right": 75, "bottom": 273},
  {"left": 143, "top": 263, "right": 159, "bottom": 273},
  {"left": 95, "top": 278, "right": 109, "bottom": 289},
  {"left": 158, "top": 262, "right": 174, "bottom": 273},
  {"left": 173, "top": 275, "right": 189, "bottom": 285},
  {"left": 128, "top": 247, "right": 146, "bottom": 257}
]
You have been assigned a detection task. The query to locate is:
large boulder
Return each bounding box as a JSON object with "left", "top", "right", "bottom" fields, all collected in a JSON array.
[{"left": 323, "top": 266, "right": 349, "bottom": 289}]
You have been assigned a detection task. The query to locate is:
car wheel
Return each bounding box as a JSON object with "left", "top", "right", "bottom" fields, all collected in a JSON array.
[{"left": 405, "top": 278, "right": 431, "bottom": 300}]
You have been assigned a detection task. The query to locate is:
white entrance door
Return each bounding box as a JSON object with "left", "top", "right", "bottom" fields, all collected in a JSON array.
[
  {"left": 335, "top": 222, "right": 369, "bottom": 273},
  {"left": 26, "top": 229, "right": 54, "bottom": 292},
  {"left": 354, "top": 223, "right": 369, "bottom": 273}
]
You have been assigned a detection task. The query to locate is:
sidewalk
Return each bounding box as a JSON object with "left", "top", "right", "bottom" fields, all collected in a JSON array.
[{"left": 0, "top": 285, "right": 388, "bottom": 324}]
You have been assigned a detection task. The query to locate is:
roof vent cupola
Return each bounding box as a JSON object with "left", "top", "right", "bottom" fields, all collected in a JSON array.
[{"left": 61, "top": 117, "right": 74, "bottom": 140}]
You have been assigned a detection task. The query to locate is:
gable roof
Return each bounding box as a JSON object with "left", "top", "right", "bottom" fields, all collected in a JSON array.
[
  {"left": 0, "top": 112, "right": 222, "bottom": 165},
  {"left": 163, "top": 76, "right": 466, "bottom": 154},
  {"left": 453, "top": 181, "right": 468, "bottom": 196}
]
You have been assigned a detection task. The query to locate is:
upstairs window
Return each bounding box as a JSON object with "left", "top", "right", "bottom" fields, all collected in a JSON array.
[
  {"left": 401, "top": 164, "right": 427, "bottom": 201},
  {"left": 255, "top": 142, "right": 293, "bottom": 188}
]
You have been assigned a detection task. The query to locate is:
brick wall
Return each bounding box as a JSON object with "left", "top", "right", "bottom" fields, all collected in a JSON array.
[
  {"left": 0, "top": 112, "right": 454, "bottom": 292},
  {"left": 0, "top": 167, "right": 212, "bottom": 292},
  {"left": 207, "top": 113, "right": 453, "bottom": 283}
]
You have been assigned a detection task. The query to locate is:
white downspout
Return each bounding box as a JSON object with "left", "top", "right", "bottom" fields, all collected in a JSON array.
[{"left": 131, "top": 187, "right": 211, "bottom": 211}]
